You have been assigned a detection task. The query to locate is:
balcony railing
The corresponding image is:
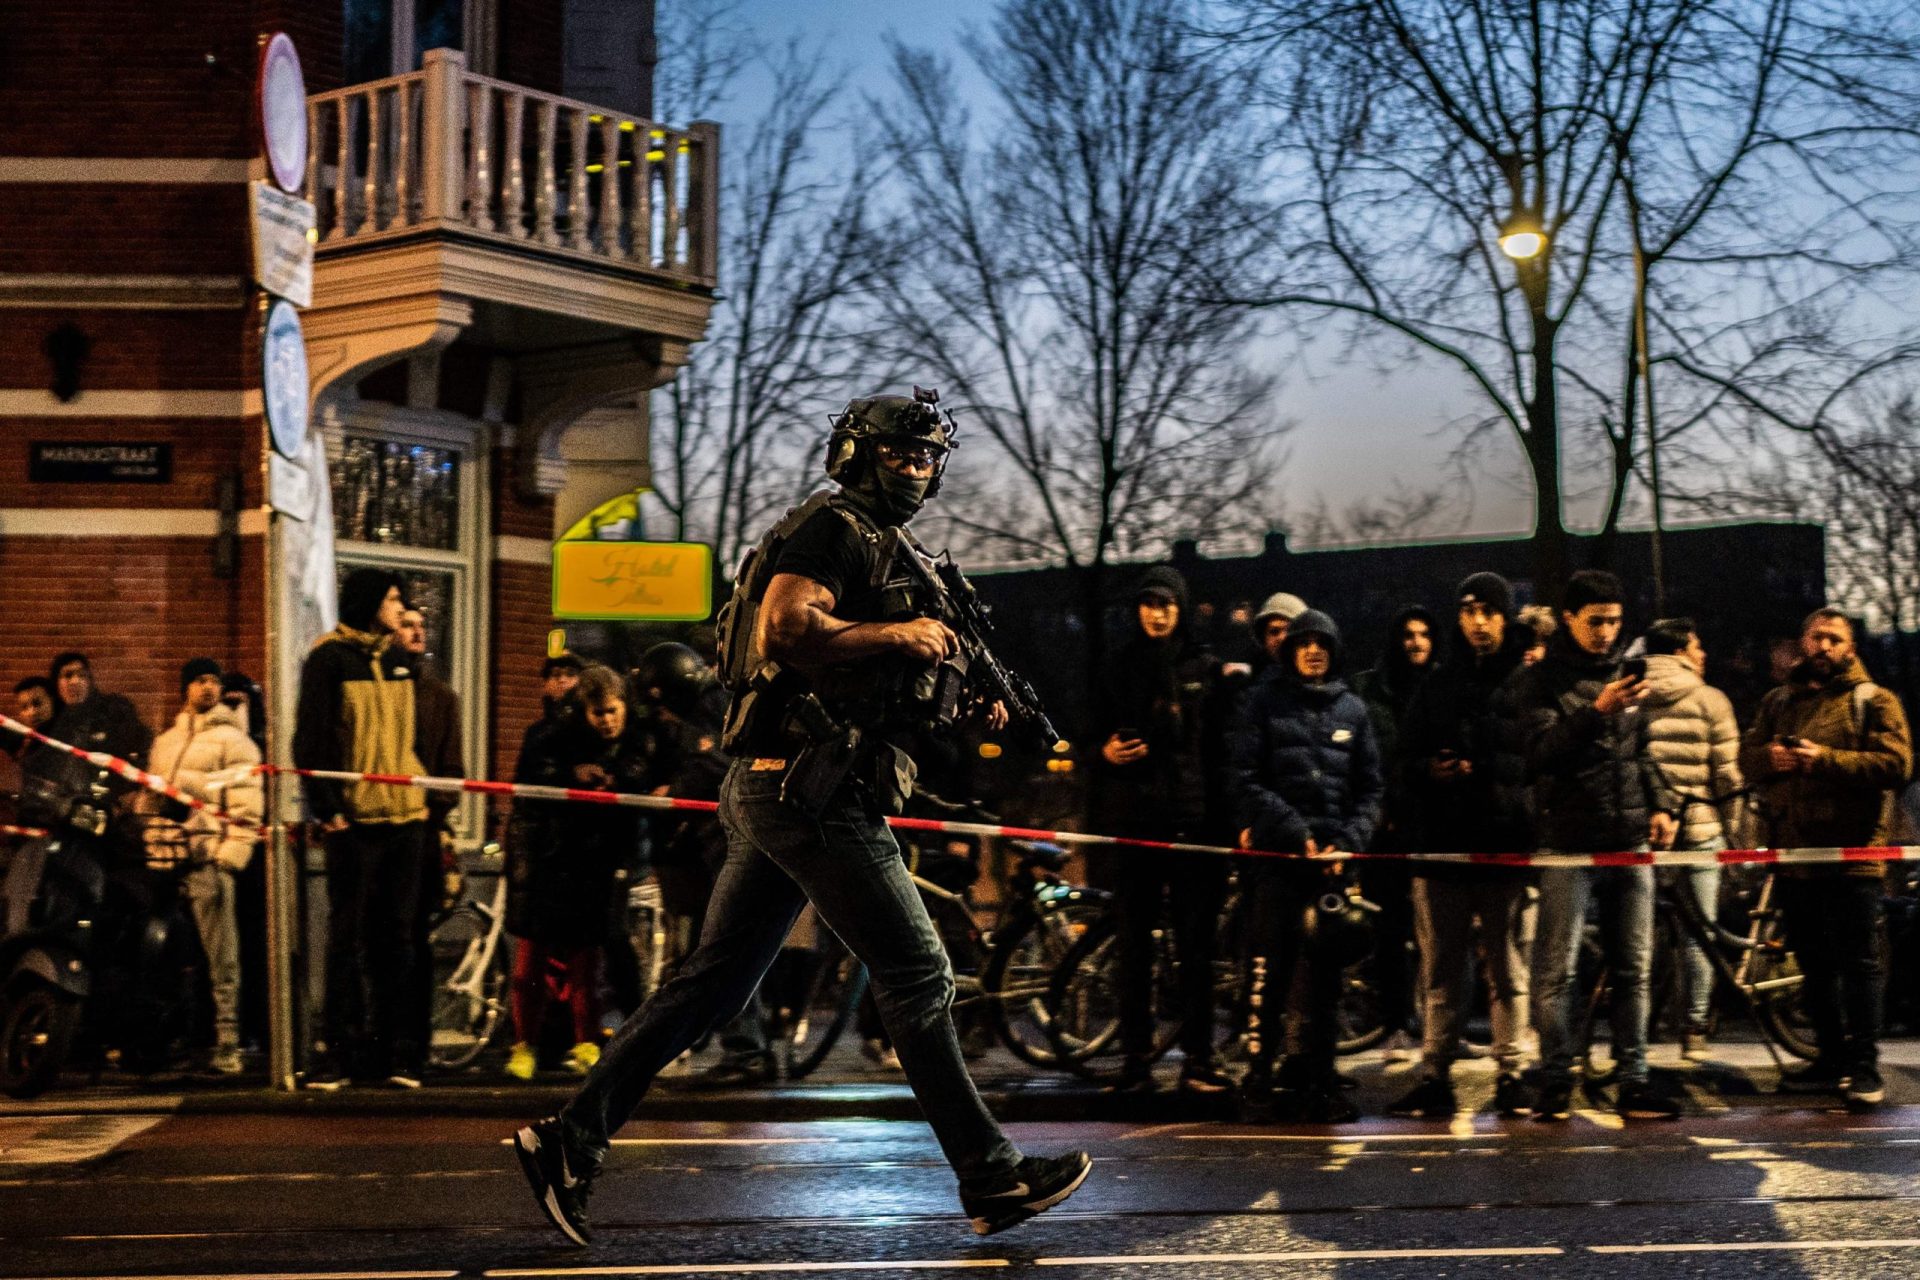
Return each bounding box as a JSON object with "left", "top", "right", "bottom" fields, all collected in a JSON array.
[{"left": 305, "top": 49, "right": 718, "bottom": 288}]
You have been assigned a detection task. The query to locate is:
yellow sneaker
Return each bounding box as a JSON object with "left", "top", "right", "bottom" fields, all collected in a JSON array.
[
  {"left": 506, "top": 1042, "right": 536, "bottom": 1081},
  {"left": 566, "top": 1041, "right": 601, "bottom": 1076}
]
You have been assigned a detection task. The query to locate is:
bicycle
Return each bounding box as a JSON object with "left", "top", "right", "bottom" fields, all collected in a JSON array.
[
  {"left": 1040, "top": 869, "right": 1387, "bottom": 1081},
  {"left": 776, "top": 838, "right": 1110, "bottom": 1079},
  {"left": 1574, "top": 864, "right": 1813, "bottom": 1077},
  {"left": 427, "top": 846, "right": 511, "bottom": 1070}
]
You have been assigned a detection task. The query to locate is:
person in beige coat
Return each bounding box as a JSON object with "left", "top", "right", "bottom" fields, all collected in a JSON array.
[
  {"left": 1636, "top": 618, "right": 1744, "bottom": 1060},
  {"left": 149, "top": 658, "right": 263, "bottom": 1074}
]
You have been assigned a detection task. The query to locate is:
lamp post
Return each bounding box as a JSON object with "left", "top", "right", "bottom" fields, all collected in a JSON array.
[{"left": 1620, "top": 167, "right": 1666, "bottom": 617}]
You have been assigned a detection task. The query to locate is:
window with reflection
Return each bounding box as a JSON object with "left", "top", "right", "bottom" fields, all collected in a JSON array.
[{"left": 334, "top": 437, "right": 461, "bottom": 550}]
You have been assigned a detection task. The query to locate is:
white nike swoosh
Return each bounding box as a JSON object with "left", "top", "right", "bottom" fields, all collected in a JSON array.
[{"left": 977, "top": 1181, "right": 1031, "bottom": 1200}]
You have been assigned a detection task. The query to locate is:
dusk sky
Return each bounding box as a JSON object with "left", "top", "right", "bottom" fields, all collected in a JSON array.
[{"left": 708, "top": 0, "right": 1553, "bottom": 547}]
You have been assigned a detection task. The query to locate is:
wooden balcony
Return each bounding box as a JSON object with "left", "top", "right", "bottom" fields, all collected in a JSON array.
[
  {"left": 298, "top": 49, "right": 721, "bottom": 490},
  {"left": 306, "top": 49, "right": 718, "bottom": 291}
]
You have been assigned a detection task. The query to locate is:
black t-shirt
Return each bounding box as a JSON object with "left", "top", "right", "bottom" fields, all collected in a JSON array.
[{"left": 771, "top": 505, "right": 881, "bottom": 615}]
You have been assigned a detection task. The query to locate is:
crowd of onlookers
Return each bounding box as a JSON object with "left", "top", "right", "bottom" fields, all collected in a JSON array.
[
  {"left": 1090, "top": 565, "right": 1917, "bottom": 1122},
  {"left": 6, "top": 561, "right": 1918, "bottom": 1115}
]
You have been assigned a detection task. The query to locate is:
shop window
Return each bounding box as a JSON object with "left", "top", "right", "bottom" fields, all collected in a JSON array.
[{"left": 333, "top": 437, "right": 461, "bottom": 550}]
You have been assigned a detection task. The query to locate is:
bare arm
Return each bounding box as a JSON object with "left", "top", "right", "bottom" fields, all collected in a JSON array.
[{"left": 759, "top": 572, "right": 956, "bottom": 666}]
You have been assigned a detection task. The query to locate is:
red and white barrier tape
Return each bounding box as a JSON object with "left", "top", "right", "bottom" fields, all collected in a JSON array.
[
  {"left": 0, "top": 713, "right": 263, "bottom": 833},
  {"left": 6, "top": 712, "right": 1905, "bottom": 871},
  {"left": 0, "top": 824, "right": 48, "bottom": 840},
  {"left": 257, "top": 762, "right": 1920, "bottom": 871}
]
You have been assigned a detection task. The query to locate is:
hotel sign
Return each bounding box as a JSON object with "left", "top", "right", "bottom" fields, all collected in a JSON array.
[
  {"left": 30, "top": 441, "right": 173, "bottom": 484},
  {"left": 552, "top": 540, "right": 714, "bottom": 622}
]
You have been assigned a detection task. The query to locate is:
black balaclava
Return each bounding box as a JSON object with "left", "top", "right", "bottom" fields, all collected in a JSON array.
[
  {"left": 338, "top": 567, "right": 406, "bottom": 633},
  {"left": 844, "top": 444, "right": 932, "bottom": 526}
]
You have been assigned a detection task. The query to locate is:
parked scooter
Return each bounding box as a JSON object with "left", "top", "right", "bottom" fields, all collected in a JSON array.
[{"left": 0, "top": 752, "right": 204, "bottom": 1098}]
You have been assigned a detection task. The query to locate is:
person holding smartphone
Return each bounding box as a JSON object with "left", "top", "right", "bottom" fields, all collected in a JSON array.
[
  {"left": 1517, "top": 570, "right": 1682, "bottom": 1123},
  {"left": 1089, "top": 566, "right": 1234, "bottom": 1096}
]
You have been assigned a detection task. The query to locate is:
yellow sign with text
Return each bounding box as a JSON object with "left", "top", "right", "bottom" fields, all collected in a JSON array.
[{"left": 552, "top": 540, "right": 713, "bottom": 622}]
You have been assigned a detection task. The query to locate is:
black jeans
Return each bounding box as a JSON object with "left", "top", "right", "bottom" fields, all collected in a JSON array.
[
  {"left": 1781, "top": 874, "right": 1886, "bottom": 1070},
  {"left": 1358, "top": 859, "right": 1417, "bottom": 1038},
  {"left": 560, "top": 761, "right": 1020, "bottom": 1183},
  {"left": 1243, "top": 862, "right": 1344, "bottom": 1080},
  {"left": 1112, "top": 851, "right": 1228, "bottom": 1066},
  {"left": 323, "top": 821, "right": 426, "bottom": 1078}
]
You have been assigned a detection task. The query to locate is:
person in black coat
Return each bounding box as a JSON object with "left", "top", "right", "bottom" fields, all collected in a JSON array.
[
  {"left": 1228, "top": 608, "right": 1383, "bottom": 1123},
  {"left": 1350, "top": 604, "right": 1437, "bottom": 1060},
  {"left": 47, "top": 651, "right": 151, "bottom": 769},
  {"left": 1387, "top": 572, "right": 1537, "bottom": 1119},
  {"left": 1087, "top": 565, "right": 1233, "bottom": 1094},
  {"left": 1518, "top": 569, "right": 1680, "bottom": 1122},
  {"left": 505, "top": 665, "right": 658, "bottom": 1081}
]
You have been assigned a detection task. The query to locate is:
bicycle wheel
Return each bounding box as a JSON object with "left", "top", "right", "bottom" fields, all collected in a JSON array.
[
  {"left": 1748, "top": 910, "right": 1818, "bottom": 1061},
  {"left": 1334, "top": 958, "right": 1389, "bottom": 1055},
  {"left": 780, "top": 944, "right": 869, "bottom": 1080},
  {"left": 1041, "top": 913, "right": 1181, "bottom": 1080},
  {"left": 429, "top": 906, "right": 506, "bottom": 1070},
  {"left": 980, "top": 891, "right": 1109, "bottom": 1069}
]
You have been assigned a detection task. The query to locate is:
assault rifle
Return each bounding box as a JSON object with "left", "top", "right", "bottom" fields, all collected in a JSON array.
[{"left": 879, "top": 530, "right": 1060, "bottom": 750}]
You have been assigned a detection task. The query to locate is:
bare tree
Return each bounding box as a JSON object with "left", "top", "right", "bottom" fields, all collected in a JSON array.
[
  {"left": 878, "top": 0, "right": 1285, "bottom": 683},
  {"left": 1289, "top": 482, "right": 1467, "bottom": 549},
  {"left": 1210, "top": 0, "right": 1920, "bottom": 587},
  {"left": 1694, "top": 395, "right": 1920, "bottom": 701},
  {"left": 647, "top": 46, "right": 900, "bottom": 571}
]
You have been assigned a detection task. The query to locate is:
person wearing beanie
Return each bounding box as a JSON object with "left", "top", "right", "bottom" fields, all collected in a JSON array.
[
  {"left": 1350, "top": 605, "right": 1439, "bottom": 1064},
  {"left": 1390, "top": 571, "right": 1537, "bottom": 1119},
  {"left": 1088, "top": 565, "right": 1234, "bottom": 1096},
  {"left": 46, "top": 649, "right": 152, "bottom": 769},
  {"left": 148, "top": 656, "right": 263, "bottom": 1075},
  {"left": 1227, "top": 608, "right": 1383, "bottom": 1123},
  {"left": 293, "top": 568, "right": 430, "bottom": 1089},
  {"left": 1251, "top": 592, "right": 1309, "bottom": 665}
]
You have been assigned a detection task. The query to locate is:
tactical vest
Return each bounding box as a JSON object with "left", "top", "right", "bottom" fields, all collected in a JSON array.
[{"left": 716, "top": 491, "right": 911, "bottom": 752}]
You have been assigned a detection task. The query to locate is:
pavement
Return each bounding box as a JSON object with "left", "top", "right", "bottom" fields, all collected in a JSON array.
[{"left": 8, "top": 1034, "right": 1920, "bottom": 1122}]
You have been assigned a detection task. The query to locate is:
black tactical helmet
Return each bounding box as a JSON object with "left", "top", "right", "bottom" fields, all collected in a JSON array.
[
  {"left": 636, "top": 641, "right": 710, "bottom": 718},
  {"left": 823, "top": 386, "right": 957, "bottom": 497}
]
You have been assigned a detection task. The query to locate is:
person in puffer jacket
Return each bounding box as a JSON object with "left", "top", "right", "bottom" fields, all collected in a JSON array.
[
  {"left": 1636, "top": 618, "right": 1744, "bottom": 1061},
  {"left": 1228, "top": 608, "right": 1382, "bottom": 1123},
  {"left": 148, "top": 658, "right": 263, "bottom": 1075}
]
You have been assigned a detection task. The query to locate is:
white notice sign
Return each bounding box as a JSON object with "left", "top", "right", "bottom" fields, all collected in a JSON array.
[{"left": 249, "top": 181, "right": 315, "bottom": 307}]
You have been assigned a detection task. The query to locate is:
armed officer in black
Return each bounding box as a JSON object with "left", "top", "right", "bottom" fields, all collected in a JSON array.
[{"left": 514, "top": 391, "right": 1091, "bottom": 1244}]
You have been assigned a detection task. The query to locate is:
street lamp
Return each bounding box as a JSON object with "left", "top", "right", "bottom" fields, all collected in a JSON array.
[{"left": 1498, "top": 214, "right": 1547, "bottom": 260}]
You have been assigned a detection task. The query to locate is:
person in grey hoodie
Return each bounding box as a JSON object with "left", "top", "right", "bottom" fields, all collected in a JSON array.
[{"left": 1636, "top": 619, "right": 1744, "bottom": 1061}]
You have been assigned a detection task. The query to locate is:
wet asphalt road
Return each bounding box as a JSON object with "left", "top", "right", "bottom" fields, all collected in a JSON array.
[{"left": 5, "top": 1097, "right": 1920, "bottom": 1279}]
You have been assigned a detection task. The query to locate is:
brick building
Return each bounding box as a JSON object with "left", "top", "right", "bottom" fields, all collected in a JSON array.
[{"left": 0, "top": 1, "right": 715, "bottom": 823}]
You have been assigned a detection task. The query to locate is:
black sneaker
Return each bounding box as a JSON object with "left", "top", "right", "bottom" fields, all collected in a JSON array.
[
  {"left": 514, "top": 1117, "right": 597, "bottom": 1247},
  {"left": 960, "top": 1151, "right": 1093, "bottom": 1236},
  {"left": 1386, "top": 1075, "right": 1456, "bottom": 1119},
  {"left": 1617, "top": 1079, "right": 1680, "bottom": 1121},
  {"left": 1301, "top": 1086, "right": 1361, "bottom": 1124},
  {"left": 1533, "top": 1079, "right": 1573, "bottom": 1122},
  {"left": 1779, "top": 1060, "right": 1850, "bottom": 1095},
  {"left": 1844, "top": 1065, "right": 1886, "bottom": 1108},
  {"left": 1494, "top": 1072, "right": 1533, "bottom": 1118}
]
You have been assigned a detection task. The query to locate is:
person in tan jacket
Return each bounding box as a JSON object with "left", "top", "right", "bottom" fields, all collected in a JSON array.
[
  {"left": 1741, "top": 607, "right": 1913, "bottom": 1107},
  {"left": 1637, "top": 619, "right": 1744, "bottom": 1060},
  {"left": 149, "top": 658, "right": 263, "bottom": 1074}
]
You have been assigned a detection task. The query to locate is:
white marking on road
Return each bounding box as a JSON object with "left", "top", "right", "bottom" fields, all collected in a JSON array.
[
  {"left": 486, "top": 1263, "right": 1008, "bottom": 1276},
  {"left": 496, "top": 1138, "right": 843, "bottom": 1148},
  {"left": 0, "top": 1115, "right": 165, "bottom": 1165},
  {"left": 1591, "top": 1239, "right": 1920, "bottom": 1254},
  {"left": 1034, "top": 1246, "right": 1566, "bottom": 1265},
  {"left": 7, "top": 1272, "right": 457, "bottom": 1280},
  {"left": 1181, "top": 1132, "right": 1490, "bottom": 1142}
]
